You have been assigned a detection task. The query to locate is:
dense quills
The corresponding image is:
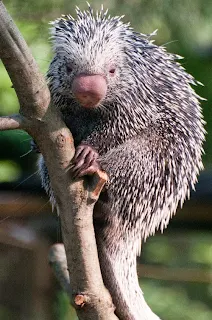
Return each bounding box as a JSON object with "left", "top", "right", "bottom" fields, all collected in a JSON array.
[
  {"left": 39, "top": 6, "right": 205, "bottom": 319},
  {"left": 46, "top": 5, "right": 205, "bottom": 242}
]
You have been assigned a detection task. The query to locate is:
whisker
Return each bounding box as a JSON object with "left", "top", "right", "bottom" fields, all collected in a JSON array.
[
  {"left": 14, "top": 170, "right": 39, "bottom": 189},
  {"left": 13, "top": 130, "right": 27, "bottom": 135},
  {"left": 33, "top": 198, "right": 51, "bottom": 215},
  {"left": 0, "top": 188, "right": 48, "bottom": 221},
  {"left": 21, "top": 137, "right": 33, "bottom": 143},
  {"left": 160, "top": 39, "right": 179, "bottom": 47},
  {"left": 20, "top": 149, "right": 32, "bottom": 158},
  {"left": 9, "top": 196, "right": 40, "bottom": 216},
  {"left": 0, "top": 184, "right": 42, "bottom": 206},
  {"left": 0, "top": 216, "right": 10, "bottom": 224}
]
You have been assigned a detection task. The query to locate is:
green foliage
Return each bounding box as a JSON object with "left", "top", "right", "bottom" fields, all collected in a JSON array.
[
  {"left": 189, "top": 237, "right": 212, "bottom": 266},
  {"left": 0, "top": 64, "right": 19, "bottom": 115},
  {"left": 54, "top": 291, "right": 77, "bottom": 320},
  {"left": 0, "top": 160, "right": 21, "bottom": 182},
  {"left": 140, "top": 231, "right": 212, "bottom": 319},
  {"left": 143, "top": 280, "right": 212, "bottom": 320},
  {"left": 0, "top": 130, "right": 35, "bottom": 181},
  {"left": 143, "top": 231, "right": 212, "bottom": 268}
]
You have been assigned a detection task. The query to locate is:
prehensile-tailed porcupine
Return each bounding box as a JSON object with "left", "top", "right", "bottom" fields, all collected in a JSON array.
[{"left": 38, "top": 6, "right": 205, "bottom": 320}]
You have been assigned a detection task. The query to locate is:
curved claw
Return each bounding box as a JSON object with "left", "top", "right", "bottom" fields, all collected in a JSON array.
[{"left": 71, "top": 144, "right": 100, "bottom": 179}]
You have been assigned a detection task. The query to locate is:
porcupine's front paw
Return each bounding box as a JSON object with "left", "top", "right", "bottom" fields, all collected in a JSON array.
[{"left": 71, "top": 144, "right": 100, "bottom": 178}]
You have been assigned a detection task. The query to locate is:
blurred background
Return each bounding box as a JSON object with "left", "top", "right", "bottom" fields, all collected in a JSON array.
[{"left": 0, "top": 0, "right": 212, "bottom": 319}]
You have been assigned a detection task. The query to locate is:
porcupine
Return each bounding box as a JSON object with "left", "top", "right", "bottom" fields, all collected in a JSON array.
[{"left": 37, "top": 5, "right": 205, "bottom": 320}]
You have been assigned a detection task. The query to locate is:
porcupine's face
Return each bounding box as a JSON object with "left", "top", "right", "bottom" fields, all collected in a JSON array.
[{"left": 47, "top": 6, "right": 131, "bottom": 110}]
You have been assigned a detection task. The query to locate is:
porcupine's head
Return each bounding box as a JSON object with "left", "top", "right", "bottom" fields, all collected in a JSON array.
[
  {"left": 47, "top": 5, "right": 204, "bottom": 128},
  {"left": 47, "top": 5, "right": 125, "bottom": 109},
  {"left": 47, "top": 5, "right": 161, "bottom": 119}
]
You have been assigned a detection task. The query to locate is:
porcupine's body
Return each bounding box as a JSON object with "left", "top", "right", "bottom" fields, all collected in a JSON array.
[{"left": 39, "top": 6, "right": 205, "bottom": 319}]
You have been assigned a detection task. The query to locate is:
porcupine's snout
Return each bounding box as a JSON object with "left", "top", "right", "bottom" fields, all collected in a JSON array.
[{"left": 72, "top": 74, "right": 107, "bottom": 108}]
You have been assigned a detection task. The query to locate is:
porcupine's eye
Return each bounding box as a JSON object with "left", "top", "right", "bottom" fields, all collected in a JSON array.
[
  {"left": 66, "top": 62, "right": 74, "bottom": 74},
  {"left": 109, "top": 66, "right": 116, "bottom": 77}
]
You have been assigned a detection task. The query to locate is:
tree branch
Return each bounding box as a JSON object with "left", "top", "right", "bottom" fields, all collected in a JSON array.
[
  {"left": 0, "top": 1, "right": 50, "bottom": 119},
  {"left": 0, "top": 2, "right": 118, "bottom": 319}
]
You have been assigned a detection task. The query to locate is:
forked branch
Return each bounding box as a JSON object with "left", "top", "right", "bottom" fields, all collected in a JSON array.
[{"left": 0, "top": 2, "right": 118, "bottom": 319}]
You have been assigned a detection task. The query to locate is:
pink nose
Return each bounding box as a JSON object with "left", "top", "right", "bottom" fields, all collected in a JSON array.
[{"left": 72, "top": 74, "right": 107, "bottom": 108}]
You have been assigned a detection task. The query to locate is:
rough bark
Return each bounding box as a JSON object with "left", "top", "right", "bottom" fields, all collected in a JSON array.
[{"left": 0, "top": 2, "right": 118, "bottom": 319}]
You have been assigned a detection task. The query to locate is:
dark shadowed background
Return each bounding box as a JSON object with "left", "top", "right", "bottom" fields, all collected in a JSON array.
[{"left": 0, "top": 1, "right": 211, "bottom": 319}]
